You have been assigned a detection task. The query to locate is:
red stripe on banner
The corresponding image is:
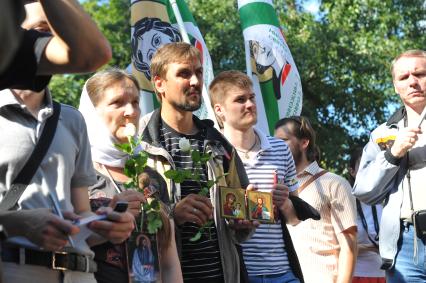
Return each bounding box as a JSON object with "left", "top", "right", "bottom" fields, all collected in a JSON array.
[
  {"left": 195, "top": 40, "right": 204, "bottom": 65},
  {"left": 281, "top": 63, "right": 291, "bottom": 86}
]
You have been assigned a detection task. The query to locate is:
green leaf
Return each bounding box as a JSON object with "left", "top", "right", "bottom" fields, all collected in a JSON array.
[
  {"left": 206, "top": 180, "right": 215, "bottom": 189},
  {"left": 200, "top": 153, "right": 211, "bottom": 163},
  {"left": 123, "top": 159, "right": 136, "bottom": 177},
  {"left": 164, "top": 170, "right": 178, "bottom": 179},
  {"left": 150, "top": 199, "right": 160, "bottom": 210},
  {"left": 147, "top": 218, "right": 163, "bottom": 234},
  {"left": 130, "top": 136, "right": 138, "bottom": 148},
  {"left": 142, "top": 202, "right": 150, "bottom": 211},
  {"left": 199, "top": 187, "right": 209, "bottom": 196},
  {"left": 134, "top": 155, "right": 147, "bottom": 172},
  {"left": 183, "top": 169, "right": 193, "bottom": 179},
  {"left": 191, "top": 150, "right": 201, "bottom": 162},
  {"left": 114, "top": 143, "right": 132, "bottom": 154},
  {"left": 189, "top": 231, "right": 202, "bottom": 242},
  {"left": 174, "top": 172, "right": 187, "bottom": 183},
  {"left": 147, "top": 212, "right": 157, "bottom": 221}
]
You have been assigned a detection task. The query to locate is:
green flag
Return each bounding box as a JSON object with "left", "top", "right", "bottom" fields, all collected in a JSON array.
[{"left": 238, "top": 0, "right": 303, "bottom": 134}]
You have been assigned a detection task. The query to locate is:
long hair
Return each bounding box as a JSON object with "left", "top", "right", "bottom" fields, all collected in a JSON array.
[{"left": 275, "top": 116, "right": 318, "bottom": 162}]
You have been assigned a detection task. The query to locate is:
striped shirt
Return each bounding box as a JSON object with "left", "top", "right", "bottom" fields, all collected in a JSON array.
[
  {"left": 160, "top": 121, "right": 224, "bottom": 282},
  {"left": 240, "top": 130, "right": 298, "bottom": 276},
  {"left": 288, "top": 161, "right": 357, "bottom": 283}
]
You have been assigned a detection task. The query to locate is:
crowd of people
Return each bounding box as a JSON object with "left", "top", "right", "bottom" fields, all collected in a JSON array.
[{"left": 1, "top": 1, "right": 426, "bottom": 283}]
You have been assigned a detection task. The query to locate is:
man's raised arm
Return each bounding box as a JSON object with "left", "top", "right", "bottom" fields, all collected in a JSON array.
[{"left": 36, "top": 0, "right": 112, "bottom": 74}]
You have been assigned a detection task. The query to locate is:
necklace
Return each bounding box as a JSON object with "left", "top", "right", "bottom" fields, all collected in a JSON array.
[{"left": 235, "top": 134, "right": 258, "bottom": 159}]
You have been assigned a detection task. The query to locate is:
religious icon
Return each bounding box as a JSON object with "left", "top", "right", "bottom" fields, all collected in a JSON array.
[
  {"left": 132, "top": 234, "right": 156, "bottom": 282},
  {"left": 247, "top": 191, "right": 274, "bottom": 223},
  {"left": 219, "top": 187, "right": 246, "bottom": 220}
]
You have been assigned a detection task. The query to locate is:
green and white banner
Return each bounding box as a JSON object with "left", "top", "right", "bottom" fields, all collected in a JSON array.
[
  {"left": 130, "top": 0, "right": 214, "bottom": 120},
  {"left": 238, "top": 0, "right": 303, "bottom": 134}
]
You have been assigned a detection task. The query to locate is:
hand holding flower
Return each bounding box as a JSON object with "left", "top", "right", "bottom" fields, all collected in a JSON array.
[
  {"left": 173, "top": 194, "right": 213, "bottom": 226},
  {"left": 165, "top": 137, "right": 224, "bottom": 241}
]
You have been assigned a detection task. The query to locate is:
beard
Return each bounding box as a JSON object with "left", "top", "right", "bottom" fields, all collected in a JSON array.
[
  {"left": 292, "top": 146, "right": 303, "bottom": 166},
  {"left": 171, "top": 97, "right": 202, "bottom": 112},
  {"left": 171, "top": 88, "right": 202, "bottom": 112}
]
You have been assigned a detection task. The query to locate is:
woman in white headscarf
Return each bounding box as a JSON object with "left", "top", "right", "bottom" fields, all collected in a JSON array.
[{"left": 79, "top": 68, "right": 182, "bottom": 283}]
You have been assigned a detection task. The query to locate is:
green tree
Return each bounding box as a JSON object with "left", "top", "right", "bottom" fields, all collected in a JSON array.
[
  {"left": 190, "top": 0, "right": 425, "bottom": 172},
  {"left": 280, "top": 0, "right": 426, "bottom": 171},
  {"left": 50, "top": 0, "right": 131, "bottom": 107}
]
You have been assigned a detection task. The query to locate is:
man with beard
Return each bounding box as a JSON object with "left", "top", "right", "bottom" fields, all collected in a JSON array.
[
  {"left": 274, "top": 116, "right": 357, "bottom": 283},
  {"left": 138, "top": 42, "right": 257, "bottom": 283}
]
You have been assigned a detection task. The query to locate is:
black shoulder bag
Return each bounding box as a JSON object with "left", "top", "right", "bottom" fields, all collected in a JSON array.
[{"left": 0, "top": 101, "right": 61, "bottom": 211}]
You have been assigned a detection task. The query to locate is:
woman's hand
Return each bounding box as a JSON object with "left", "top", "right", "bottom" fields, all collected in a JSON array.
[{"left": 110, "top": 190, "right": 145, "bottom": 217}]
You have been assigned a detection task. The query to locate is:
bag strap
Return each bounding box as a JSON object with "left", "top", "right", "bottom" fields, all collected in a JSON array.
[
  {"left": 296, "top": 170, "right": 328, "bottom": 194},
  {"left": 402, "top": 115, "right": 415, "bottom": 216},
  {"left": 356, "top": 199, "right": 379, "bottom": 248},
  {"left": 0, "top": 101, "right": 61, "bottom": 211}
]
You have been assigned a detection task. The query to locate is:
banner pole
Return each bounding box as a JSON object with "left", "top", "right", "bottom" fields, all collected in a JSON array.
[
  {"left": 244, "top": 40, "right": 252, "bottom": 77},
  {"left": 169, "top": 0, "right": 191, "bottom": 43}
]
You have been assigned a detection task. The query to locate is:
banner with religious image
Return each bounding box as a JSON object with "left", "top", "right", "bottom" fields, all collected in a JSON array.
[
  {"left": 130, "top": 0, "right": 214, "bottom": 120},
  {"left": 238, "top": 0, "right": 303, "bottom": 134}
]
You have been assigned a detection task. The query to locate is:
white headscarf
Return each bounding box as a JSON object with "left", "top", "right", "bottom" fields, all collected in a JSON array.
[{"left": 78, "top": 84, "right": 129, "bottom": 168}]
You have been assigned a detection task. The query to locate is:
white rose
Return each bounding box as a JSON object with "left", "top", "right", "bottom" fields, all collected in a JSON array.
[
  {"left": 124, "top": 123, "right": 137, "bottom": 137},
  {"left": 179, "top": 137, "right": 191, "bottom": 152}
]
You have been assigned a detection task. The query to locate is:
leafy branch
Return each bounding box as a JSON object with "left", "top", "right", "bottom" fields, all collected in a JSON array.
[{"left": 115, "top": 124, "right": 163, "bottom": 234}]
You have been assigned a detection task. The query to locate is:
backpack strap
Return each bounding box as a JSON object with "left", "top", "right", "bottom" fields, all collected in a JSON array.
[{"left": 0, "top": 101, "right": 61, "bottom": 210}]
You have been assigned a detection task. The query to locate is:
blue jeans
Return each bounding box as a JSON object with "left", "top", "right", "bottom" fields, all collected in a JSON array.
[
  {"left": 387, "top": 222, "right": 426, "bottom": 283},
  {"left": 248, "top": 271, "right": 300, "bottom": 283}
]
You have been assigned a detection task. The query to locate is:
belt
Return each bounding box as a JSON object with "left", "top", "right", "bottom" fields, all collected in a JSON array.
[{"left": 1, "top": 244, "right": 97, "bottom": 273}]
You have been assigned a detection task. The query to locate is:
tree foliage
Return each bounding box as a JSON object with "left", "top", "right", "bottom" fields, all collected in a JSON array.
[
  {"left": 188, "top": 0, "right": 426, "bottom": 172},
  {"left": 50, "top": 0, "right": 131, "bottom": 107},
  {"left": 50, "top": 0, "right": 426, "bottom": 174}
]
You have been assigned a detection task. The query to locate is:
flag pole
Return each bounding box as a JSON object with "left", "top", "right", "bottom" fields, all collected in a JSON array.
[
  {"left": 169, "top": 0, "right": 190, "bottom": 43},
  {"left": 244, "top": 40, "right": 252, "bottom": 76}
]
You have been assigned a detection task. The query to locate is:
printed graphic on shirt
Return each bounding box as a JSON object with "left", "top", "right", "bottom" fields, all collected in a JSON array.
[{"left": 375, "top": 135, "right": 396, "bottom": 151}]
